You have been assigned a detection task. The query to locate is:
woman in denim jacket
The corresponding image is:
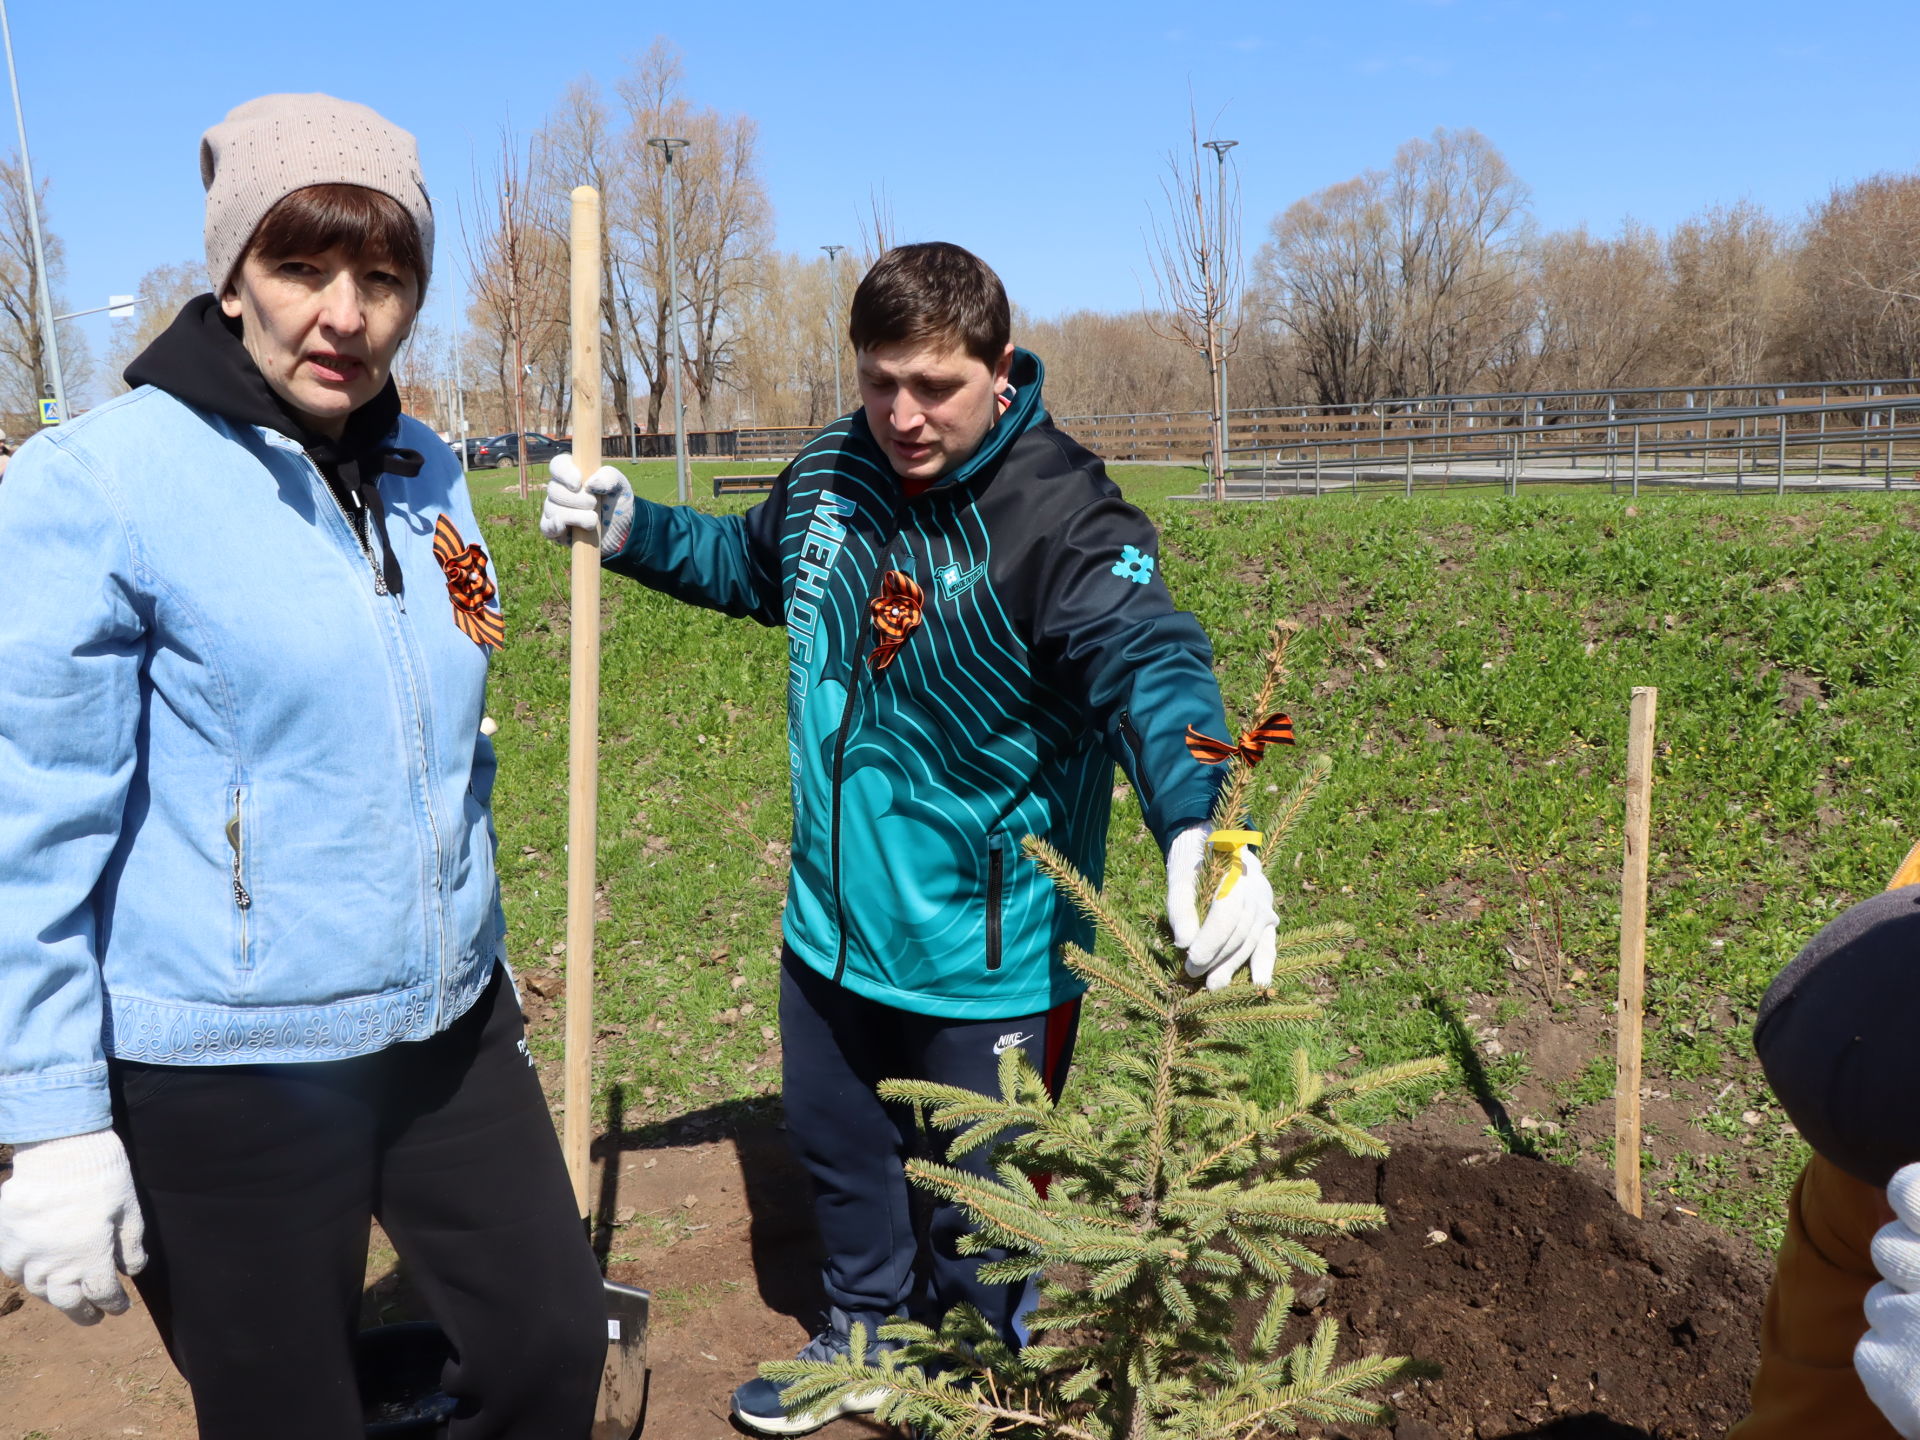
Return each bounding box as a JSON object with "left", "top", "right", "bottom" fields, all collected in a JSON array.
[{"left": 0, "top": 95, "right": 603, "bottom": 1438}]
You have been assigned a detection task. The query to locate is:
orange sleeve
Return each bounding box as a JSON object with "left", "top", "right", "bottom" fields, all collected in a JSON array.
[{"left": 1732, "top": 1152, "right": 1900, "bottom": 1439}]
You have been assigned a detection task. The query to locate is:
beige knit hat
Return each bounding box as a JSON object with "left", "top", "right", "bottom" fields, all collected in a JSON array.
[{"left": 201, "top": 93, "right": 434, "bottom": 294}]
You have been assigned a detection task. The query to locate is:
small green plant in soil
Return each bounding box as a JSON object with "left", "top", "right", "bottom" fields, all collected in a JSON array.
[{"left": 763, "top": 630, "right": 1446, "bottom": 1439}]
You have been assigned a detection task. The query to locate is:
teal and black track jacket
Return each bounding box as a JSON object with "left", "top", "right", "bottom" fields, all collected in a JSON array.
[{"left": 606, "top": 350, "right": 1231, "bottom": 1019}]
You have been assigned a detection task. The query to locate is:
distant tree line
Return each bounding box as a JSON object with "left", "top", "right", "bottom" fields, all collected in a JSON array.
[
  {"left": 15, "top": 92, "right": 1920, "bottom": 440},
  {"left": 1245, "top": 127, "right": 1920, "bottom": 409}
]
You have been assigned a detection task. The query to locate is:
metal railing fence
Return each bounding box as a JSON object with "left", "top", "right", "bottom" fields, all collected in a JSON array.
[
  {"left": 1224, "top": 398, "right": 1920, "bottom": 500},
  {"left": 1054, "top": 379, "right": 1920, "bottom": 473}
]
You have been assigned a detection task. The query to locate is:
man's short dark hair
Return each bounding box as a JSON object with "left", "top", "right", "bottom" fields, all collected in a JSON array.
[{"left": 847, "top": 242, "right": 1010, "bottom": 367}]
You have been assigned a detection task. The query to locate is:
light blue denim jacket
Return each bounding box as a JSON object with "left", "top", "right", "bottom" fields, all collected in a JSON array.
[{"left": 0, "top": 386, "right": 506, "bottom": 1142}]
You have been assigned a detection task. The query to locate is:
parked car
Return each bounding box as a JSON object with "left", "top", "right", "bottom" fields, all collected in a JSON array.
[
  {"left": 458, "top": 435, "right": 501, "bottom": 468},
  {"left": 475, "top": 432, "right": 565, "bottom": 469}
]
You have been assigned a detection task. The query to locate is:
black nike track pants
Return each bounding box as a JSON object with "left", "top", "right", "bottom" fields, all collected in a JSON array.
[
  {"left": 777, "top": 948, "right": 1080, "bottom": 1343},
  {"left": 109, "top": 967, "right": 606, "bottom": 1440}
]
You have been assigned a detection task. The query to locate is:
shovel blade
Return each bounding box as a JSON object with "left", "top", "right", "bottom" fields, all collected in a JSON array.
[{"left": 592, "top": 1279, "right": 651, "bottom": 1440}]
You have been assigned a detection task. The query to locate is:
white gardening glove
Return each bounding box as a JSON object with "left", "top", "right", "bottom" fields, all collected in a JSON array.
[
  {"left": 540, "top": 451, "right": 635, "bottom": 556},
  {"left": 0, "top": 1129, "right": 147, "bottom": 1326},
  {"left": 1165, "top": 824, "right": 1279, "bottom": 990},
  {"left": 1859, "top": 1163, "right": 1920, "bottom": 1437}
]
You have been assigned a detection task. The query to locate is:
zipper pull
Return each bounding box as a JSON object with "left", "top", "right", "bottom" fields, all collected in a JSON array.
[{"left": 227, "top": 791, "right": 252, "bottom": 911}]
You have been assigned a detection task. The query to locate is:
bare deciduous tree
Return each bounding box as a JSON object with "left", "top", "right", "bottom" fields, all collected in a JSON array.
[
  {"left": 443, "top": 99, "right": 1920, "bottom": 451},
  {"left": 0, "top": 156, "right": 91, "bottom": 428},
  {"left": 538, "top": 77, "right": 637, "bottom": 441},
  {"left": 1786, "top": 174, "right": 1920, "bottom": 379},
  {"left": 1253, "top": 173, "right": 1391, "bottom": 407},
  {"left": 597, "top": 40, "right": 773, "bottom": 439},
  {"left": 1513, "top": 222, "right": 1668, "bottom": 393},
  {"left": 1256, "top": 128, "right": 1528, "bottom": 406},
  {"left": 1662, "top": 200, "right": 1790, "bottom": 385},
  {"left": 1144, "top": 113, "right": 1242, "bottom": 494},
  {"left": 106, "top": 260, "right": 204, "bottom": 394},
  {"left": 462, "top": 130, "right": 566, "bottom": 494},
  {"left": 677, "top": 110, "right": 772, "bottom": 428},
  {"left": 732, "top": 249, "right": 838, "bottom": 427},
  {"left": 1022, "top": 309, "right": 1210, "bottom": 418}
]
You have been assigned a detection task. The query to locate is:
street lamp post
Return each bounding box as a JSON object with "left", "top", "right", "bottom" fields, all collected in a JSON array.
[
  {"left": 821, "top": 244, "right": 845, "bottom": 417},
  {"left": 1, "top": 0, "right": 65, "bottom": 426},
  {"left": 648, "top": 136, "right": 692, "bottom": 504},
  {"left": 1203, "top": 138, "right": 1238, "bottom": 500}
]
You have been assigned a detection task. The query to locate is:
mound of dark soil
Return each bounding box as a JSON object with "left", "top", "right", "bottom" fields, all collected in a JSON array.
[{"left": 1307, "top": 1141, "right": 1773, "bottom": 1440}]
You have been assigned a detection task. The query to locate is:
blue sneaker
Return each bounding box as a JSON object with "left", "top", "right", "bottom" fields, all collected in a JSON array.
[{"left": 729, "top": 1307, "right": 898, "bottom": 1436}]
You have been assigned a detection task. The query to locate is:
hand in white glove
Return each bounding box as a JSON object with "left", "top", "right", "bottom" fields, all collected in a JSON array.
[
  {"left": 539, "top": 451, "right": 635, "bottom": 556},
  {"left": 1165, "top": 824, "right": 1279, "bottom": 990},
  {"left": 1859, "top": 1164, "right": 1920, "bottom": 1437},
  {"left": 0, "top": 1129, "right": 146, "bottom": 1326}
]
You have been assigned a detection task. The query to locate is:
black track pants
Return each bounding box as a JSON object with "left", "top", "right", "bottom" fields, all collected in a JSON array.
[
  {"left": 778, "top": 949, "right": 1080, "bottom": 1342},
  {"left": 110, "top": 968, "right": 606, "bottom": 1440}
]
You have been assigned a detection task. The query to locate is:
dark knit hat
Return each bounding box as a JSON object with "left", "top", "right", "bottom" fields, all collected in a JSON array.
[
  {"left": 201, "top": 93, "right": 433, "bottom": 295},
  {"left": 1754, "top": 884, "right": 1920, "bottom": 1187}
]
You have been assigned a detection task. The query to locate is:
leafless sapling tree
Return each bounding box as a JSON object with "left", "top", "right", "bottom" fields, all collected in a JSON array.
[
  {"left": 462, "top": 129, "right": 566, "bottom": 495},
  {"left": 1144, "top": 114, "right": 1242, "bottom": 496}
]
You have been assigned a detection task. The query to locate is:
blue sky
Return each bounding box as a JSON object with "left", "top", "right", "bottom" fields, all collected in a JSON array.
[{"left": 16, "top": 0, "right": 1920, "bottom": 387}]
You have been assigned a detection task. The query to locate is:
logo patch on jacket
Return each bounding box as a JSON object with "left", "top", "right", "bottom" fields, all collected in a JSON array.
[
  {"left": 1112, "top": 545, "right": 1155, "bottom": 584},
  {"left": 433, "top": 515, "right": 505, "bottom": 649},
  {"left": 937, "top": 560, "right": 987, "bottom": 602}
]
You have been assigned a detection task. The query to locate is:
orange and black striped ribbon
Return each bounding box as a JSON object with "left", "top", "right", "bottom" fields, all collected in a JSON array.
[
  {"left": 432, "top": 514, "right": 506, "bottom": 650},
  {"left": 1183, "top": 712, "right": 1295, "bottom": 767},
  {"left": 868, "top": 570, "right": 925, "bottom": 671}
]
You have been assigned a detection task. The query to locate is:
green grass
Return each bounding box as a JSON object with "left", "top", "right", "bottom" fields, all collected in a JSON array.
[{"left": 476, "top": 462, "right": 1920, "bottom": 1243}]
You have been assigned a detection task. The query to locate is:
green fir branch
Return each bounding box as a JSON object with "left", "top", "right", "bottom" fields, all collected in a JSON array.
[
  {"left": 769, "top": 630, "right": 1446, "bottom": 1439},
  {"left": 1023, "top": 837, "right": 1168, "bottom": 980}
]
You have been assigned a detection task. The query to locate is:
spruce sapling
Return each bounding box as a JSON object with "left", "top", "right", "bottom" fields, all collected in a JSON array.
[{"left": 763, "top": 626, "right": 1445, "bottom": 1439}]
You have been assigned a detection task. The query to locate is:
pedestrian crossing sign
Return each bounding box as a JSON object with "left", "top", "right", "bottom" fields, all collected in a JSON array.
[{"left": 37, "top": 398, "right": 59, "bottom": 424}]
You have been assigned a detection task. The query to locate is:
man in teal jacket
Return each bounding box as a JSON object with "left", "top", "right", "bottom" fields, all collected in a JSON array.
[{"left": 543, "top": 242, "right": 1277, "bottom": 1434}]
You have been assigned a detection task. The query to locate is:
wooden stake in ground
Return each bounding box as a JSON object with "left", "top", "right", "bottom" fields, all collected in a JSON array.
[
  {"left": 563, "top": 185, "right": 603, "bottom": 1217},
  {"left": 1615, "top": 685, "right": 1657, "bottom": 1219}
]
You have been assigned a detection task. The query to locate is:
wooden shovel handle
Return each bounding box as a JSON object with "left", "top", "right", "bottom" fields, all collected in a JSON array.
[{"left": 564, "top": 186, "right": 603, "bottom": 1217}]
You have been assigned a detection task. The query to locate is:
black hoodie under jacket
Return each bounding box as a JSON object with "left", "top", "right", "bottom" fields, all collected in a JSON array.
[{"left": 123, "top": 295, "right": 421, "bottom": 595}]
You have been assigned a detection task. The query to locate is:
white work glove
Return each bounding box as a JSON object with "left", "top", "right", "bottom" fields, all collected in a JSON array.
[
  {"left": 1859, "top": 1164, "right": 1920, "bottom": 1437},
  {"left": 0, "top": 1129, "right": 147, "bottom": 1326},
  {"left": 1165, "top": 824, "right": 1279, "bottom": 990},
  {"left": 540, "top": 451, "right": 635, "bottom": 556}
]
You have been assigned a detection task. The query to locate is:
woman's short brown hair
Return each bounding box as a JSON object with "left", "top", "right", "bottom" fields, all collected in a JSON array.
[
  {"left": 847, "top": 242, "right": 1009, "bottom": 367},
  {"left": 237, "top": 183, "right": 427, "bottom": 299}
]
